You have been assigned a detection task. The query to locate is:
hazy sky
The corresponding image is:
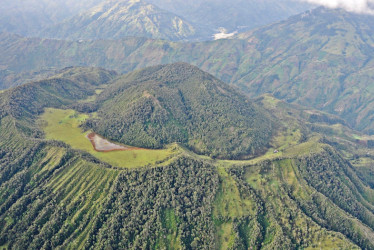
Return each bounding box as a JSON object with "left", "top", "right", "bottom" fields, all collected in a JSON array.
[{"left": 301, "top": 0, "right": 374, "bottom": 14}]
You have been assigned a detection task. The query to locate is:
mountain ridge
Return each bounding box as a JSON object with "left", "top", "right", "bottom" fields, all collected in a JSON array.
[
  {"left": 1, "top": 66, "right": 374, "bottom": 248},
  {"left": 40, "top": 0, "right": 211, "bottom": 41},
  {"left": 85, "top": 63, "right": 274, "bottom": 159},
  {"left": 3, "top": 7, "right": 374, "bottom": 134}
]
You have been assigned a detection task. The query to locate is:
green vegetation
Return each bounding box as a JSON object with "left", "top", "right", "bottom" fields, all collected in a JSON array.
[
  {"left": 235, "top": 157, "right": 363, "bottom": 249},
  {"left": 0, "top": 68, "right": 58, "bottom": 90},
  {"left": 86, "top": 63, "right": 273, "bottom": 159},
  {"left": 40, "top": 108, "right": 177, "bottom": 168},
  {"left": 3, "top": 8, "right": 374, "bottom": 135},
  {"left": 2, "top": 66, "right": 374, "bottom": 249}
]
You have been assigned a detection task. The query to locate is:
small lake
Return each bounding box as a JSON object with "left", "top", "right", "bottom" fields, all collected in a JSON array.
[{"left": 87, "top": 132, "right": 131, "bottom": 152}]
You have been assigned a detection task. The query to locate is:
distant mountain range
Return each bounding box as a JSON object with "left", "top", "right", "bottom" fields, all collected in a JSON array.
[
  {"left": 2, "top": 7, "right": 374, "bottom": 134},
  {"left": 0, "top": 0, "right": 104, "bottom": 36},
  {"left": 147, "top": 0, "right": 314, "bottom": 33},
  {"left": 235, "top": 7, "right": 374, "bottom": 134},
  {"left": 1, "top": 0, "right": 312, "bottom": 41},
  {"left": 40, "top": 0, "right": 212, "bottom": 41}
]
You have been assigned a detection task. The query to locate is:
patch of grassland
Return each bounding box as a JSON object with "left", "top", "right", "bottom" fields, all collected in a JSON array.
[
  {"left": 244, "top": 158, "right": 359, "bottom": 249},
  {"left": 305, "top": 233, "right": 359, "bottom": 250},
  {"left": 216, "top": 222, "right": 235, "bottom": 250},
  {"left": 0, "top": 243, "right": 8, "bottom": 250},
  {"left": 156, "top": 209, "right": 181, "bottom": 249},
  {"left": 214, "top": 167, "right": 254, "bottom": 219},
  {"left": 26, "top": 145, "right": 120, "bottom": 249},
  {"left": 213, "top": 167, "right": 255, "bottom": 249},
  {"left": 40, "top": 108, "right": 179, "bottom": 168},
  {"left": 80, "top": 88, "right": 106, "bottom": 103},
  {"left": 217, "top": 133, "right": 324, "bottom": 168},
  {"left": 351, "top": 157, "right": 374, "bottom": 168}
]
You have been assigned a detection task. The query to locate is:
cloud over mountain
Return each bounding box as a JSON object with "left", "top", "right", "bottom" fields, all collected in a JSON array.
[{"left": 300, "top": 0, "right": 374, "bottom": 14}]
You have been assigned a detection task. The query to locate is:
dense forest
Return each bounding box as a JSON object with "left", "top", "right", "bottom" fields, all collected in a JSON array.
[
  {"left": 3, "top": 8, "right": 374, "bottom": 134},
  {"left": 83, "top": 63, "right": 273, "bottom": 159},
  {"left": 1, "top": 66, "right": 374, "bottom": 249},
  {"left": 3, "top": 0, "right": 374, "bottom": 248}
]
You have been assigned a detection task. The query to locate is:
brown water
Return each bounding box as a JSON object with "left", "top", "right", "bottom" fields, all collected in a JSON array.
[{"left": 86, "top": 132, "right": 133, "bottom": 152}]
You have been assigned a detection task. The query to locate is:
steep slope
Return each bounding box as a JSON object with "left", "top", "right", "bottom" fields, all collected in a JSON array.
[
  {"left": 2, "top": 66, "right": 374, "bottom": 248},
  {"left": 3, "top": 8, "right": 374, "bottom": 134},
  {"left": 235, "top": 7, "right": 374, "bottom": 134},
  {"left": 8, "top": 7, "right": 374, "bottom": 133},
  {"left": 146, "top": 0, "right": 313, "bottom": 33},
  {"left": 0, "top": 69, "right": 58, "bottom": 90},
  {"left": 85, "top": 63, "right": 273, "bottom": 159},
  {"left": 0, "top": 0, "right": 104, "bottom": 36},
  {"left": 40, "top": 0, "right": 210, "bottom": 41},
  {"left": 2, "top": 67, "right": 374, "bottom": 248},
  {"left": 0, "top": 0, "right": 310, "bottom": 40},
  {"left": 0, "top": 67, "right": 117, "bottom": 121}
]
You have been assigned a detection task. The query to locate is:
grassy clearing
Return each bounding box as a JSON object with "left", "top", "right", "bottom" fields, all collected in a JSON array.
[
  {"left": 216, "top": 222, "right": 235, "bottom": 250},
  {"left": 0, "top": 243, "right": 8, "bottom": 250},
  {"left": 217, "top": 133, "right": 324, "bottom": 168},
  {"left": 78, "top": 85, "right": 107, "bottom": 103},
  {"left": 213, "top": 167, "right": 255, "bottom": 249},
  {"left": 243, "top": 158, "right": 359, "bottom": 249},
  {"left": 38, "top": 147, "right": 119, "bottom": 249},
  {"left": 156, "top": 209, "right": 181, "bottom": 249},
  {"left": 214, "top": 167, "right": 254, "bottom": 219},
  {"left": 40, "top": 108, "right": 179, "bottom": 168}
]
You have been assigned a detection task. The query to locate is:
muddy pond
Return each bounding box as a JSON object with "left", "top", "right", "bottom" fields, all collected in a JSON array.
[{"left": 86, "top": 132, "right": 141, "bottom": 152}]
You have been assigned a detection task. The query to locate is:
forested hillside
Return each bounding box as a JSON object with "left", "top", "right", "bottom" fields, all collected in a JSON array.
[
  {"left": 1, "top": 66, "right": 374, "bottom": 248},
  {"left": 2, "top": 8, "right": 374, "bottom": 134},
  {"left": 83, "top": 63, "right": 273, "bottom": 159},
  {"left": 0, "top": 69, "right": 58, "bottom": 90},
  {"left": 3, "top": 0, "right": 374, "bottom": 248}
]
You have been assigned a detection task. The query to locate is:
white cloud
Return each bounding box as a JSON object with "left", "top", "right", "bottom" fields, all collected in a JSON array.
[{"left": 301, "top": 0, "right": 374, "bottom": 14}]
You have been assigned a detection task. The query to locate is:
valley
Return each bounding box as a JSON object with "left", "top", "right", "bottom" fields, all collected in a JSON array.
[
  {"left": 40, "top": 108, "right": 178, "bottom": 168},
  {"left": 1, "top": 65, "right": 373, "bottom": 248},
  {"left": 2, "top": 2, "right": 374, "bottom": 249},
  {"left": 2, "top": 8, "right": 374, "bottom": 135}
]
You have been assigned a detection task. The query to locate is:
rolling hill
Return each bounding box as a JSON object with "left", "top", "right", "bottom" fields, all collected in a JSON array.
[
  {"left": 2, "top": 7, "right": 374, "bottom": 135},
  {"left": 0, "top": 68, "right": 59, "bottom": 90},
  {"left": 40, "top": 0, "right": 210, "bottom": 41},
  {"left": 2, "top": 65, "right": 374, "bottom": 248},
  {"left": 235, "top": 7, "right": 374, "bottom": 134},
  {"left": 84, "top": 63, "right": 273, "bottom": 159}
]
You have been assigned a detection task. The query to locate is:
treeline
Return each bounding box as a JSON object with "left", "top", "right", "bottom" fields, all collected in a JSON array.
[
  {"left": 0, "top": 143, "right": 220, "bottom": 249},
  {"left": 0, "top": 67, "right": 116, "bottom": 120},
  {"left": 0, "top": 117, "right": 370, "bottom": 249},
  {"left": 228, "top": 154, "right": 373, "bottom": 249},
  {"left": 85, "top": 157, "right": 219, "bottom": 249},
  {"left": 294, "top": 148, "right": 374, "bottom": 248}
]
